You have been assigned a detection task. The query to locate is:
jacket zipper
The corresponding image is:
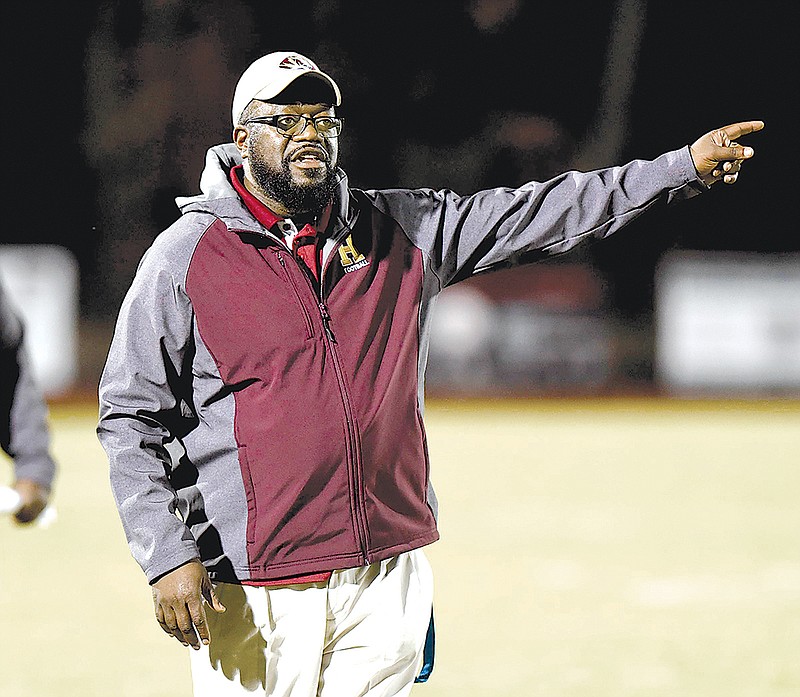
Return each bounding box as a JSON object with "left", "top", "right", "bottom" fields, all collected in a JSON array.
[
  {"left": 324, "top": 316, "right": 370, "bottom": 562},
  {"left": 286, "top": 244, "right": 371, "bottom": 563},
  {"left": 276, "top": 251, "right": 314, "bottom": 339}
]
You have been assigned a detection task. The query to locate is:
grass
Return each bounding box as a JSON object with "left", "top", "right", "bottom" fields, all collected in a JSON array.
[{"left": 1, "top": 398, "right": 798, "bottom": 696}]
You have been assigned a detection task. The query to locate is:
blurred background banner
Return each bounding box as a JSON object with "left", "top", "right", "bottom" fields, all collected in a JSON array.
[
  {"left": 656, "top": 252, "right": 800, "bottom": 394},
  {"left": 2, "top": 0, "right": 798, "bottom": 397},
  {"left": 427, "top": 263, "right": 614, "bottom": 394}
]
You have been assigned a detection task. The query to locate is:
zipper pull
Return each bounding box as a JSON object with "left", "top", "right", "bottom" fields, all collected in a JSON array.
[
  {"left": 319, "top": 302, "right": 337, "bottom": 343},
  {"left": 276, "top": 251, "right": 286, "bottom": 267}
]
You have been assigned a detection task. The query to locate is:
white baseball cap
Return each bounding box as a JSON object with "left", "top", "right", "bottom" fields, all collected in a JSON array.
[{"left": 232, "top": 51, "right": 342, "bottom": 126}]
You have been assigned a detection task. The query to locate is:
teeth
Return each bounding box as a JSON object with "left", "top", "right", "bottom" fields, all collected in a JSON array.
[{"left": 295, "top": 151, "right": 324, "bottom": 161}]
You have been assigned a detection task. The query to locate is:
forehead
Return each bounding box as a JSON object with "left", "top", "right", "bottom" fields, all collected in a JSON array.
[{"left": 250, "top": 101, "right": 335, "bottom": 117}]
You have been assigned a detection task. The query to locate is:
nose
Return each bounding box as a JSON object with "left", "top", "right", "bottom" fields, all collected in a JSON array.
[{"left": 293, "top": 116, "right": 324, "bottom": 141}]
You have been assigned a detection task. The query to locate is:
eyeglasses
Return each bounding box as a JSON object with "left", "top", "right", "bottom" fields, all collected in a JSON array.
[{"left": 243, "top": 114, "right": 344, "bottom": 138}]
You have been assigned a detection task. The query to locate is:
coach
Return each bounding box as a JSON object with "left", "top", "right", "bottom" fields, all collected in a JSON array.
[{"left": 97, "top": 51, "right": 762, "bottom": 697}]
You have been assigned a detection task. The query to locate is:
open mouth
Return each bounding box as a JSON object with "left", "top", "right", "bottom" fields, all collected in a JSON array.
[{"left": 290, "top": 147, "right": 329, "bottom": 167}]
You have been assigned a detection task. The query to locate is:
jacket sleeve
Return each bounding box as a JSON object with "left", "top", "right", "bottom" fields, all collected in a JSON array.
[
  {"left": 365, "top": 146, "right": 705, "bottom": 288},
  {"left": 0, "top": 281, "right": 57, "bottom": 489},
  {"left": 97, "top": 235, "right": 201, "bottom": 583}
]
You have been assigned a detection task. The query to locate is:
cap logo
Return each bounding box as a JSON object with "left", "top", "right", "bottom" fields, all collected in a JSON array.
[{"left": 279, "top": 55, "right": 317, "bottom": 71}]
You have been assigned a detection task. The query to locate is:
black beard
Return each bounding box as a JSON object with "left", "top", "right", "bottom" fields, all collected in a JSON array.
[{"left": 250, "top": 156, "right": 337, "bottom": 216}]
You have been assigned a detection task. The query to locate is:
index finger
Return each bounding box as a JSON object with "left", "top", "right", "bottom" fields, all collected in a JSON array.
[{"left": 721, "top": 120, "right": 765, "bottom": 140}]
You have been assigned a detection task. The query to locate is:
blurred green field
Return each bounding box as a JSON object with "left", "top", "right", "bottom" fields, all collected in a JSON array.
[{"left": 1, "top": 398, "right": 798, "bottom": 697}]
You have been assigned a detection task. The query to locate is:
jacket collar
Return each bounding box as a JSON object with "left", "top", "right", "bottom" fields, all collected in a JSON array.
[{"left": 176, "top": 143, "right": 359, "bottom": 243}]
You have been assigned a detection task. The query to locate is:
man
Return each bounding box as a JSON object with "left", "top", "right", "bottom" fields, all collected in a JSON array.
[
  {"left": 1, "top": 279, "right": 56, "bottom": 524},
  {"left": 97, "top": 51, "right": 763, "bottom": 696}
]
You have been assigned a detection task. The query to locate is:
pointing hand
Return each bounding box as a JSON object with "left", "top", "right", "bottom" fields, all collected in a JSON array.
[{"left": 690, "top": 120, "right": 764, "bottom": 187}]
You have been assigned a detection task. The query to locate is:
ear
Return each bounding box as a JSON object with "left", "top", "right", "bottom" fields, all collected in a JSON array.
[{"left": 233, "top": 126, "right": 249, "bottom": 158}]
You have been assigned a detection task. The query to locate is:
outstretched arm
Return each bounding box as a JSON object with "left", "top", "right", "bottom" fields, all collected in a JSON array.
[
  {"left": 690, "top": 120, "right": 764, "bottom": 186},
  {"left": 370, "top": 120, "right": 765, "bottom": 287}
]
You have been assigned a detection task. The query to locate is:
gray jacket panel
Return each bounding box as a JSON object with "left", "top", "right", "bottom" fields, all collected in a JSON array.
[{"left": 98, "top": 220, "right": 211, "bottom": 581}]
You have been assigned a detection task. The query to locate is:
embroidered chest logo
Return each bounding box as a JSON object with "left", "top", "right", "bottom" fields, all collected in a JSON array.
[{"left": 338, "top": 235, "right": 370, "bottom": 274}]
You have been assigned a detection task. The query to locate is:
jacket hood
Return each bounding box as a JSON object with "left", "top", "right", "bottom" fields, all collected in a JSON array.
[{"left": 175, "top": 143, "right": 357, "bottom": 237}]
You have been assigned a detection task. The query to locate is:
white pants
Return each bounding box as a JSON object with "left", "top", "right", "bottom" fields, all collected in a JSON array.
[{"left": 189, "top": 549, "right": 434, "bottom": 697}]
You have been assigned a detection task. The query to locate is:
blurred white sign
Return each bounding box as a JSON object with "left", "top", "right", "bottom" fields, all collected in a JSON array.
[
  {"left": 0, "top": 245, "right": 79, "bottom": 396},
  {"left": 655, "top": 252, "right": 800, "bottom": 393}
]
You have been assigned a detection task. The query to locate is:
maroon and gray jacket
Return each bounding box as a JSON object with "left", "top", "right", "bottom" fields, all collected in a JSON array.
[{"left": 98, "top": 142, "right": 704, "bottom": 584}]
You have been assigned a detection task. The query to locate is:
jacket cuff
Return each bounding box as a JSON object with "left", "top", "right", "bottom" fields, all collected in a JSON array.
[
  {"left": 12, "top": 453, "right": 56, "bottom": 491},
  {"left": 665, "top": 145, "right": 709, "bottom": 202},
  {"left": 144, "top": 543, "right": 202, "bottom": 584}
]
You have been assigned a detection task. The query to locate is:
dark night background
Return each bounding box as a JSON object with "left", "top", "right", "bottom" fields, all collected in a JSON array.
[{"left": 3, "top": 0, "right": 798, "bottom": 390}]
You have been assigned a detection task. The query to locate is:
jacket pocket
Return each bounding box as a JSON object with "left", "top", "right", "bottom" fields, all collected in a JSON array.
[{"left": 237, "top": 444, "right": 258, "bottom": 545}]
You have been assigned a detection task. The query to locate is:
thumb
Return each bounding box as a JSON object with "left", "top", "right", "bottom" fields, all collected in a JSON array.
[
  {"left": 203, "top": 583, "right": 226, "bottom": 613},
  {"left": 716, "top": 143, "right": 754, "bottom": 162}
]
